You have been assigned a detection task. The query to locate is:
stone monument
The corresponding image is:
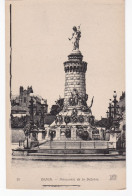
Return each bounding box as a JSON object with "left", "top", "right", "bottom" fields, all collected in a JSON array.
[
  {"left": 50, "top": 26, "right": 95, "bottom": 141},
  {"left": 13, "top": 26, "right": 118, "bottom": 156}
]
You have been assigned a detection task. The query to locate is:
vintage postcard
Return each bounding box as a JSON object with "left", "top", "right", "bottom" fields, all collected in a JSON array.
[{"left": 6, "top": 0, "right": 126, "bottom": 190}]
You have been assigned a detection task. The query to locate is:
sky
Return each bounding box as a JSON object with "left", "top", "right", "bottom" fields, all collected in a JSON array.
[{"left": 7, "top": 0, "right": 125, "bottom": 119}]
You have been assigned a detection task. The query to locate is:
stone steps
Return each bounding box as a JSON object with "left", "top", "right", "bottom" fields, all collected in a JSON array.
[
  {"left": 38, "top": 140, "right": 113, "bottom": 150},
  {"left": 12, "top": 154, "right": 126, "bottom": 161}
]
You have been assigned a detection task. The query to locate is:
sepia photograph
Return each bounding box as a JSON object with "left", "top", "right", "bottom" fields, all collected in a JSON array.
[{"left": 6, "top": 0, "right": 126, "bottom": 190}]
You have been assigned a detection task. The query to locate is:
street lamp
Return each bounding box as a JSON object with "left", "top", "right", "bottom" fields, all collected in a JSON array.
[
  {"left": 28, "top": 93, "right": 34, "bottom": 125},
  {"left": 108, "top": 99, "right": 114, "bottom": 127},
  {"left": 113, "top": 91, "right": 117, "bottom": 99},
  {"left": 112, "top": 91, "right": 118, "bottom": 118},
  {"left": 40, "top": 99, "right": 45, "bottom": 128},
  {"left": 109, "top": 99, "right": 112, "bottom": 118}
]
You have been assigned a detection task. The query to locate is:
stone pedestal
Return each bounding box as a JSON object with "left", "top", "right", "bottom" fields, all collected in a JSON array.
[
  {"left": 45, "top": 127, "right": 50, "bottom": 139},
  {"left": 110, "top": 133, "right": 116, "bottom": 142},
  {"left": 38, "top": 132, "right": 42, "bottom": 141},
  {"left": 71, "top": 126, "right": 76, "bottom": 140},
  {"left": 105, "top": 131, "right": 110, "bottom": 141},
  {"left": 55, "top": 127, "right": 61, "bottom": 140},
  {"left": 88, "top": 127, "right": 92, "bottom": 140},
  {"left": 109, "top": 132, "right": 116, "bottom": 148}
]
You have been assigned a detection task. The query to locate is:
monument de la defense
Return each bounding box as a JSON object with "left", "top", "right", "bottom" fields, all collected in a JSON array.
[{"left": 12, "top": 26, "right": 125, "bottom": 160}]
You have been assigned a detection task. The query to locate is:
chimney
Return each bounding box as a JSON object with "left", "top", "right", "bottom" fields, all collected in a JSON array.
[{"left": 20, "top": 86, "right": 23, "bottom": 95}]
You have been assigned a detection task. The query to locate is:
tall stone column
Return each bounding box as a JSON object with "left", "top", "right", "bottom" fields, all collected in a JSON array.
[{"left": 64, "top": 50, "right": 87, "bottom": 110}]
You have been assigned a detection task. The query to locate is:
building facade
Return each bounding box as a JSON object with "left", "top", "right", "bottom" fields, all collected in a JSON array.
[{"left": 11, "top": 86, "right": 48, "bottom": 128}]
